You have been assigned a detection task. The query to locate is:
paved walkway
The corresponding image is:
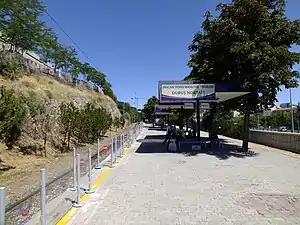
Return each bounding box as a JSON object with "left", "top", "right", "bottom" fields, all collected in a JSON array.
[{"left": 66, "top": 126, "right": 300, "bottom": 225}]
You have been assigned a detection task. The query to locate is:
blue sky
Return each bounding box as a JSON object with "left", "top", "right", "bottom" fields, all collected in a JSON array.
[{"left": 42, "top": 0, "right": 300, "bottom": 108}]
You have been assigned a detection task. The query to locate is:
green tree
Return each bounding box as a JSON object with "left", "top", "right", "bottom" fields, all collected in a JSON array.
[
  {"left": 0, "top": 0, "right": 46, "bottom": 52},
  {"left": 102, "top": 84, "right": 117, "bottom": 102},
  {"left": 142, "top": 96, "right": 158, "bottom": 123},
  {"left": 119, "top": 115, "right": 125, "bottom": 127},
  {"left": 58, "top": 102, "right": 78, "bottom": 151},
  {"left": 186, "top": 0, "right": 300, "bottom": 150},
  {"left": 113, "top": 117, "right": 121, "bottom": 131},
  {"left": 49, "top": 44, "right": 77, "bottom": 73},
  {"left": 0, "top": 86, "right": 26, "bottom": 148},
  {"left": 97, "top": 107, "right": 112, "bottom": 136},
  {"left": 73, "top": 102, "right": 112, "bottom": 144},
  {"left": 36, "top": 27, "right": 58, "bottom": 60}
]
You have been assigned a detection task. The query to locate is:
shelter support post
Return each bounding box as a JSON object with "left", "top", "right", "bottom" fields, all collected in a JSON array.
[
  {"left": 186, "top": 116, "right": 188, "bottom": 132},
  {"left": 196, "top": 100, "right": 200, "bottom": 141},
  {"left": 153, "top": 105, "right": 155, "bottom": 127},
  {"left": 181, "top": 106, "right": 184, "bottom": 128}
]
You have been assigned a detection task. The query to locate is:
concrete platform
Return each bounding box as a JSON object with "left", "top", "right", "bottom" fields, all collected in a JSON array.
[{"left": 64, "top": 126, "right": 300, "bottom": 225}]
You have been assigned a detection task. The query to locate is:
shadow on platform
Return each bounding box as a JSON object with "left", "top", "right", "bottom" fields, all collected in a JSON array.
[
  {"left": 147, "top": 127, "right": 167, "bottom": 131},
  {"left": 135, "top": 135, "right": 259, "bottom": 160}
]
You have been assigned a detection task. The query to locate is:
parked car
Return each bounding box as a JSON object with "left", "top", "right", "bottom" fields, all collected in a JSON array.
[{"left": 279, "top": 126, "right": 287, "bottom": 132}]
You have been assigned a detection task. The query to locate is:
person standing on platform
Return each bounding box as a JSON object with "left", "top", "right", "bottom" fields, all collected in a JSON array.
[
  {"left": 163, "top": 124, "right": 173, "bottom": 144},
  {"left": 191, "top": 119, "right": 196, "bottom": 138},
  {"left": 175, "top": 125, "right": 185, "bottom": 152}
]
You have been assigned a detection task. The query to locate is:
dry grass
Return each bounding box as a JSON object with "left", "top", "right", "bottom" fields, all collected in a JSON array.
[
  {"left": 0, "top": 148, "right": 55, "bottom": 187},
  {"left": 0, "top": 73, "right": 123, "bottom": 189},
  {"left": 0, "top": 74, "right": 97, "bottom": 102}
]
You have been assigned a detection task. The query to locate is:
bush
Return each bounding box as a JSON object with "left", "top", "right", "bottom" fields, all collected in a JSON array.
[
  {"left": 74, "top": 103, "right": 112, "bottom": 144},
  {"left": 98, "top": 107, "right": 112, "bottom": 136},
  {"left": 59, "top": 102, "right": 78, "bottom": 151},
  {"left": 59, "top": 101, "right": 113, "bottom": 148},
  {"left": 74, "top": 102, "right": 96, "bottom": 143},
  {"left": 0, "top": 51, "right": 23, "bottom": 80},
  {"left": 113, "top": 117, "right": 120, "bottom": 131},
  {"left": 120, "top": 116, "right": 125, "bottom": 127},
  {"left": 0, "top": 86, "right": 26, "bottom": 147},
  {"left": 122, "top": 112, "right": 131, "bottom": 123}
]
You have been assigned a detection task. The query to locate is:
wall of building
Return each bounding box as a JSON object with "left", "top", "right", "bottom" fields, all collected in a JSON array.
[
  {"left": 0, "top": 39, "right": 104, "bottom": 94},
  {"left": 249, "top": 130, "right": 300, "bottom": 153}
]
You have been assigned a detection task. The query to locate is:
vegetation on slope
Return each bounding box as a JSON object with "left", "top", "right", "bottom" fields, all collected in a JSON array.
[{"left": 0, "top": 0, "right": 142, "bottom": 178}]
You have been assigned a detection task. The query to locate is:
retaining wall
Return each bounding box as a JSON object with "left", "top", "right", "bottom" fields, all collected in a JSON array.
[{"left": 249, "top": 130, "right": 300, "bottom": 153}]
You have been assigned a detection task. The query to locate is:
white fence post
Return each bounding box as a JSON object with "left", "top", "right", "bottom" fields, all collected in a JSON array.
[
  {"left": 40, "top": 168, "right": 46, "bottom": 225},
  {"left": 69, "top": 148, "right": 77, "bottom": 191},
  {"left": 73, "top": 153, "right": 82, "bottom": 208},
  {"left": 115, "top": 136, "right": 119, "bottom": 158},
  {"left": 110, "top": 138, "right": 114, "bottom": 168},
  {"left": 95, "top": 138, "right": 101, "bottom": 169},
  {"left": 113, "top": 137, "right": 117, "bottom": 162},
  {"left": 121, "top": 134, "right": 124, "bottom": 156},
  {"left": 85, "top": 149, "right": 95, "bottom": 194},
  {"left": 0, "top": 187, "right": 5, "bottom": 225}
]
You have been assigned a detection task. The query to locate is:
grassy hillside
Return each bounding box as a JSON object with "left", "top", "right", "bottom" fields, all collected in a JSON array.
[{"left": 0, "top": 73, "right": 123, "bottom": 186}]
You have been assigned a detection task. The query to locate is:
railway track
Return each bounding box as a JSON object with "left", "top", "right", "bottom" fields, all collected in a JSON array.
[{"left": 4, "top": 141, "right": 112, "bottom": 225}]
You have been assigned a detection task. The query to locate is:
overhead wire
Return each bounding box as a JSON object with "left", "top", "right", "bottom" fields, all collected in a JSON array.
[{"left": 44, "top": 9, "right": 99, "bottom": 70}]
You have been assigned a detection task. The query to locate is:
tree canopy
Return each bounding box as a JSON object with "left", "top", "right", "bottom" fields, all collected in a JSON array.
[
  {"left": 186, "top": 0, "right": 300, "bottom": 150},
  {"left": 141, "top": 96, "right": 158, "bottom": 122},
  {"left": 0, "top": 0, "right": 118, "bottom": 103}
]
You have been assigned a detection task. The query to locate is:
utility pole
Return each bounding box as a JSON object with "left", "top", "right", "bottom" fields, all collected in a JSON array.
[
  {"left": 135, "top": 92, "right": 138, "bottom": 110},
  {"left": 290, "top": 88, "right": 294, "bottom": 133},
  {"left": 131, "top": 92, "right": 138, "bottom": 110},
  {"left": 297, "top": 102, "right": 300, "bottom": 133}
]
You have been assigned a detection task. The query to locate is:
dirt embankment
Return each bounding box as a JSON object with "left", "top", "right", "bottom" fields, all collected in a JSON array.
[{"left": 0, "top": 73, "right": 123, "bottom": 192}]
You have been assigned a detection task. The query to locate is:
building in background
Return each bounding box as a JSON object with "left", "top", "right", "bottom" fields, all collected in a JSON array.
[{"left": 0, "top": 34, "right": 103, "bottom": 94}]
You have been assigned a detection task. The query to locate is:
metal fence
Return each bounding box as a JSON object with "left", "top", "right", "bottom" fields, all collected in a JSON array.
[{"left": 0, "top": 122, "right": 143, "bottom": 225}]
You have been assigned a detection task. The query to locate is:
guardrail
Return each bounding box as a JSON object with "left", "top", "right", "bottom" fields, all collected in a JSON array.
[{"left": 0, "top": 122, "right": 143, "bottom": 225}]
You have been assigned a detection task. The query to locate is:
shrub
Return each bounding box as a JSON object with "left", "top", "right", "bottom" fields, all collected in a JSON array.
[
  {"left": 44, "top": 90, "right": 53, "bottom": 99},
  {"left": 120, "top": 115, "right": 125, "bottom": 127},
  {"left": 74, "top": 102, "right": 96, "bottom": 143},
  {"left": 95, "top": 107, "right": 112, "bottom": 137},
  {"left": 74, "top": 103, "right": 112, "bottom": 143},
  {"left": 123, "top": 112, "right": 131, "bottom": 122},
  {"left": 0, "top": 86, "right": 26, "bottom": 147},
  {"left": 59, "top": 101, "right": 113, "bottom": 148},
  {"left": 0, "top": 51, "right": 23, "bottom": 80},
  {"left": 113, "top": 117, "right": 120, "bottom": 131},
  {"left": 59, "top": 102, "right": 78, "bottom": 151}
]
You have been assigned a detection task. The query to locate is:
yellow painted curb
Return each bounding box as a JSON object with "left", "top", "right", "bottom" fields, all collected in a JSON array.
[
  {"left": 56, "top": 168, "right": 112, "bottom": 225},
  {"left": 56, "top": 147, "right": 131, "bottom": 225}
]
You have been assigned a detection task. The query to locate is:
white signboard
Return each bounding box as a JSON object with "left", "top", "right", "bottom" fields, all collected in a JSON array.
[
  {"left": 160, "top": 83, "right": 215, "bottom": 102},
  {"left": 184, "top": 103, "right": 194, "bottom": 107},
  {"left": 155, "top": 104, "right": 194, "bottom": 109},
  {"left": 200, "top": 103, "right": 210, "bottom": 109}
]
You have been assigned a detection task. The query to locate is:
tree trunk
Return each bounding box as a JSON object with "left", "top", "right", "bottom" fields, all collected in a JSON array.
[
  {"left": 67, "top": 133, "right": 71, "bottom": 151},
  {"left": 209, "top": 103, "right": 218, "bottom": 140},
  {"left": 242, "top": 110, "right": 250, "bottom": 151},
  {"left": 43, "top": 133, "right": 47, "bottom": 157}
]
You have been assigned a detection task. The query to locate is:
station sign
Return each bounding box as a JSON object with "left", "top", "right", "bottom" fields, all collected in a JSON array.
[{"left": 158, "top": 81, "right": 216, "bottom": 103}]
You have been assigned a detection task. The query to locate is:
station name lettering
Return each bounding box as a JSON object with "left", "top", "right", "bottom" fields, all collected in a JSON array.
[{"left": 171, "top": 90, "right": 206, "bottom": 95}]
